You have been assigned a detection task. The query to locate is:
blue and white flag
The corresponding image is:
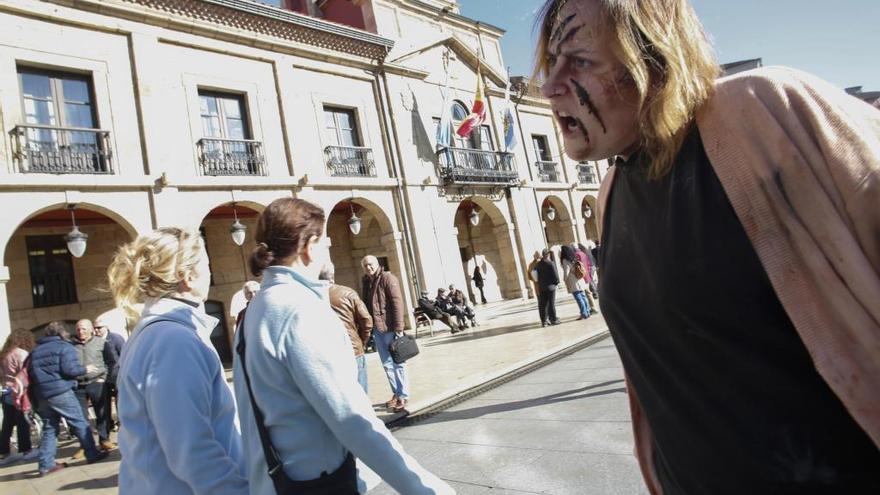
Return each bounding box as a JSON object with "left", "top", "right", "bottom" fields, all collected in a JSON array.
[
  {"left": 436, "top": 66, "right": 452, "bottom": 150},
  {"left": 502, "top": 78, "right": 518, "bottom": 152}
]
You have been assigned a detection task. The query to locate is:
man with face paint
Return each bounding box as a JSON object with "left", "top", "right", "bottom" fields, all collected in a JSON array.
[{"left": 537, "top": 0, "right": 880, "bottom": 494}]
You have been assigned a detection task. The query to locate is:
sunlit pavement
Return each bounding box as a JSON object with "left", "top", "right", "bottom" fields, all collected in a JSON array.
[{"left": 0, "top": 294, "right": 612, "bottom": 493}]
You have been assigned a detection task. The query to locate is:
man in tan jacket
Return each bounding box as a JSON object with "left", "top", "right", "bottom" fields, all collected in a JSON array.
[{"left": 320, "top": 264, "right": 373, "bottom": 393}]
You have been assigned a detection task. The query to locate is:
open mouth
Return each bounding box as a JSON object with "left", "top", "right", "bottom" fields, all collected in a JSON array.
[{"left": 555, "top": 110, "right": 579, "bottom": 133}]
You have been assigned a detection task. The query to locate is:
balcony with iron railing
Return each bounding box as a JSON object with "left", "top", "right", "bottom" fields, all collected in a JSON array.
[
  {"left": 197, "top": 137, "right": 266, "bottom": 176},
  {"left": 11, "top": 124, "right": 112, "bottom": 174},
  {"left": 324, "top": 145, "right": 376, "bottom": 177},
  {"left": 438, "top": 147, "right": 518, "bottom": 185},
  {"left": 535, "top": 160, "right": 560, "bottom": 183},
  {"left": 577, "top": 162, "right": 600, "bottom": 185}
]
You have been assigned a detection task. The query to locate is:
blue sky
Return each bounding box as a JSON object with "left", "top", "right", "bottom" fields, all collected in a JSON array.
[{"left": 459, "top": 0, "right": 880, "bottom": 90}]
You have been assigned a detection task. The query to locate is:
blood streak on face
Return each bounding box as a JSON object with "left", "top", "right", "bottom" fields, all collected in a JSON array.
[
  {"left": 571, "top": 79, "right": 607, "bottom": 133},
  {"left": 574, "top": 116, "right": 590, "bottom": 144},
  {"left": 550, "top": 13, "right": 576, "bottom": 42}
]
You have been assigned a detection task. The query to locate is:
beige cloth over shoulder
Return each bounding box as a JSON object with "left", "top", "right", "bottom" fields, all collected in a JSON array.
[{"left": 597, "top": 66, "right": 880, "bottom": 494}]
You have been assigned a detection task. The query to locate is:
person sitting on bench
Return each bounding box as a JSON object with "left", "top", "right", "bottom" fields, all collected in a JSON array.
[
  {"left": 417, "top": 290, "right": 465, "bottom": 334},
  {"left": 448, "top": 284, "right": 477, "bottom": 327},
  {"left": 435, "top": 288, "right": 469, "bottom": 331}
]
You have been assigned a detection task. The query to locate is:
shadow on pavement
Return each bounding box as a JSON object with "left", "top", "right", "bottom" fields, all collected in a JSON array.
[
  {"left": 59, "top": 473, "right": 118, "bottom": 490},
  {"left": 422, "top": 316, "right": 590, "bottom": 347},
  {"left": 414, "top": 379, "right": 626, "bottom": 424}
]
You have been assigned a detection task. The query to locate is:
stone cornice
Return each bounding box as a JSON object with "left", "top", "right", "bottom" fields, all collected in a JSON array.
[{"left": 63, "top": 0, "right": 395, "bottom": 60}]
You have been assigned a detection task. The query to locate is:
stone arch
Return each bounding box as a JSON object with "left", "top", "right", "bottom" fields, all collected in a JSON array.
[
  {"left": 542, "top": 194, "right": 576, "bottom": 249},
  {"left": 3, "top": 204, "right": 138, "bottom": 338},
  {"left": 453, "top": 197, "right": 521, "bottom": 303},
  {"left": 326, "top": 197, "right": 403, "bottom": 297},
  {"left": 198, "top": 201, "right": 264, "bottom": 361},
  {"left": 581, "top": 195, "right": 599, "bottom": 241},
  {"left": 1, "top": 202, "right": 138, "bottom": 263}
]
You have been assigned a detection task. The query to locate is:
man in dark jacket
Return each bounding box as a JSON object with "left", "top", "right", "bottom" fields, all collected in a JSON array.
[
  {"left": 536, "top": 249, "right": 561, "bottom": 327},
  {"left": 93, "top": 318, "right": 123, "bottom": 436},
  {"left": 417, "top": 290, "right": 464, "bottom": 333},
  {"left": 28, "top": 321, "right": 107, "bottom": 476},
  {"left": 320, "top": 264, "right": 373, "bottom": 393},
  {"left": 72, "top": 319, "right": 114, "bottom": 454},
  {"left": 361, "top": 255, "right": 409, "bottom": 412}
]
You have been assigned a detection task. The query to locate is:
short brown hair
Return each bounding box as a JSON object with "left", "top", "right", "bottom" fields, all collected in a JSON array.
[{"left": 250, "top": 198, "right": 325, "bottom": 276}]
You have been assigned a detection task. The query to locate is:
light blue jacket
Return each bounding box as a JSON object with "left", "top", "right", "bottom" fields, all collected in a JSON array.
[
  {"left": 117, "top": 297, "right": 248, "bottom": 495},
  {"left": 234, "top": 266, "right": 452, "bottom": 494}
]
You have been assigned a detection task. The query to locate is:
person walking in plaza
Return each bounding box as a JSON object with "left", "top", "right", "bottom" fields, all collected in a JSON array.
[
  {"left": 361, "top": 255, "right": 410, "bottom": 412},
  {"left": 572, "top": 243, "right": 599, "bottom": 313},
  {"left": 535, "top": 249, "right": 561, "bottom": 327},
  {"left": 578, "top": 242, "right": 600, "bottom": 300},
  {"left": 92, "top": 318, "right": 123, "bottom": 437},
  {"left": 560, "top": 245, "right": 591, "bottom": 320},
  {"left": 536, "top": 0, "right": 880, "bottom": 492},
  {"left": 526, "top": 250, "right": 542, "bottom": 299},
  {"left": 108, "top": 227, "right": 248, "bottom": 495},
  {"left": 471, "top": 264, "right": 488, "bottom": 304},
  {"left": 448, "top": 284, "right": 477, "bottom": 327},
  {"left": 236, "top": 198, "right": 452, "bottom": 495},
  {"left": 235, "top": 280, "right": 261, "bottom": 335},
  {"left": 0, "top": 328, "right": 38, "bottom": 465},
  {"left": 416, "top": 290, "right": 465, "bottom": 333},
  {"left": 71, "top": 319, "right": 116, "bottom": 456},
  {"left": 320, "top": 262, "right": 374, "bottom": 393},
  {"left": 27, "top": 321, "right": 108, "bottom": 476}
]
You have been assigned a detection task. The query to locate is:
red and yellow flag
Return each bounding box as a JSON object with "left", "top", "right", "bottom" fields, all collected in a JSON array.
[{"left": 456, "top": 68, "right": 486, "bottom": 138}]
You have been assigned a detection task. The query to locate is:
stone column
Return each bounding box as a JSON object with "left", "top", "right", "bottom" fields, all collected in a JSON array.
[
  {"left": 493, "top": 224, "right": 527, "bottom": 299},
  {"left": 0, "top": 266, "right": 11, "bottom": 346}
]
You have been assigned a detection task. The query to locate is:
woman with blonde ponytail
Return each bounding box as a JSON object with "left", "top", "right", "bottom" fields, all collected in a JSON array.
[{"left": 108, "top": 227, "right": 247, "bottom": 495}]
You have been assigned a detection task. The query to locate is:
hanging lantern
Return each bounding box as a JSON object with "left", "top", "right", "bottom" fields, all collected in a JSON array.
[
  {"left": 546, "top": 204, "right": 557, "bottom": 221},
  {"left": 348, "top": 203, "right": 362, "bottom": 235},
  {"left": 230, "top": 204, "right": 247, "bottom": 246},
  {"left": 583, "top": 205, "right": 593, "bottom": 219},
  {"left": 469, "top": 208, "right": 480, "bottom": 226},
  {"left": 65, "top": 205, "right": 88, "bottom": 258}
]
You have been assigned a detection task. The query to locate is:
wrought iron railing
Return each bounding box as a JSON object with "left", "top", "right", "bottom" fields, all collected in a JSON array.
[
  {"left": 535, "top": 160, "right": 560, "bottom": 182},
  {"left": 197, "top": 137, "right": 266, "bottom": 176},
  {"left": 11, "top": 124, "right": 112, "bottom": 174},
  {"left": 577, "top": 162, "right": 599, "bottom": 185},
  {"left": 324, "top": 145, "right": 376, "bottom": 177},
  {"left": 438, "top": 147, "right": 518, "bottom": 185}
]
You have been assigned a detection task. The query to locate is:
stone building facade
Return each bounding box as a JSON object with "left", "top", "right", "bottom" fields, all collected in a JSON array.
[{"left": 0, "top": 0, "right": 605, "bottom": 361}]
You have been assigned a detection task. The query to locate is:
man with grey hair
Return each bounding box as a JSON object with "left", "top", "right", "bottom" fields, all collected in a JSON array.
[
  {"left": 361, "top": 255, "right": 408, "bottom": 412},
  {"left": 72, "top": 319, "right": 115, "bottom": 454},
  {"left": 320, "top": 263, "right": 373, "bottom": 392},
  {"left": 235, "top": 280, "right": 261, "bottom": 335}
]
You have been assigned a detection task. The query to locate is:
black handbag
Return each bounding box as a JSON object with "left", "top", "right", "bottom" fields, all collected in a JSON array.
[
  {"left": 236, "top": 315, "right": 358, "bottom": 494},
  {"left": 389, "top": 332, "right": 420, "bottom": 364}
]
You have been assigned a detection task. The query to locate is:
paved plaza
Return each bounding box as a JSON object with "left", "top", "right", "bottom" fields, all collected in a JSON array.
[{"left": 0, "top": 297, "right": 625, "bottom": 494}]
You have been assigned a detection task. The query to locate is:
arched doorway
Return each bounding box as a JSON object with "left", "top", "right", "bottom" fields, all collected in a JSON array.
[
  {"left": 543, "top": 195, "right": 575, "bottom": 249},
  {"left": 3, "top": 206, "right": 136, "bottom": 337},
  {"left": 199, "top": 202, "right": 261, "bottom": 366},
  {"left": 581, "top": 196, "right": 598, "bottom": 241},
  {"left": 454, "top": 198, "right": 521, "bottom": 303},
  {"left": 326, "top": 198, "right": 404, "bottom": 298}
]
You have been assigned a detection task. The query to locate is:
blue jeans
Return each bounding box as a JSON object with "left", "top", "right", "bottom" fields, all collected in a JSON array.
[
  {"left": 572, "top": 290, "right": 591, "bottom": 318},
  {"left": 373, "top": 330, "right": 408, "bottom": 399},
  {"left": 356, "top": 354, "right": 368, "bottom": 394},
  {"left": 37, "top": 389, "right": 100, "bottom": 472}
]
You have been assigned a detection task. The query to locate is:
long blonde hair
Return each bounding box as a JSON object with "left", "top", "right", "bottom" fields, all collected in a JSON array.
[
  {"left": 535, "top": 0, "right": 720, "bottom": 177},
  {"left": 107, "top": 227, "right": 204, "bottom": 324}
]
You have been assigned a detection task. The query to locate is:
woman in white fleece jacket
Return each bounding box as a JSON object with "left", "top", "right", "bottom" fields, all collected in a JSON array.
[{"left": 234, "top": 197, "right": 452, "bottom": 495}]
